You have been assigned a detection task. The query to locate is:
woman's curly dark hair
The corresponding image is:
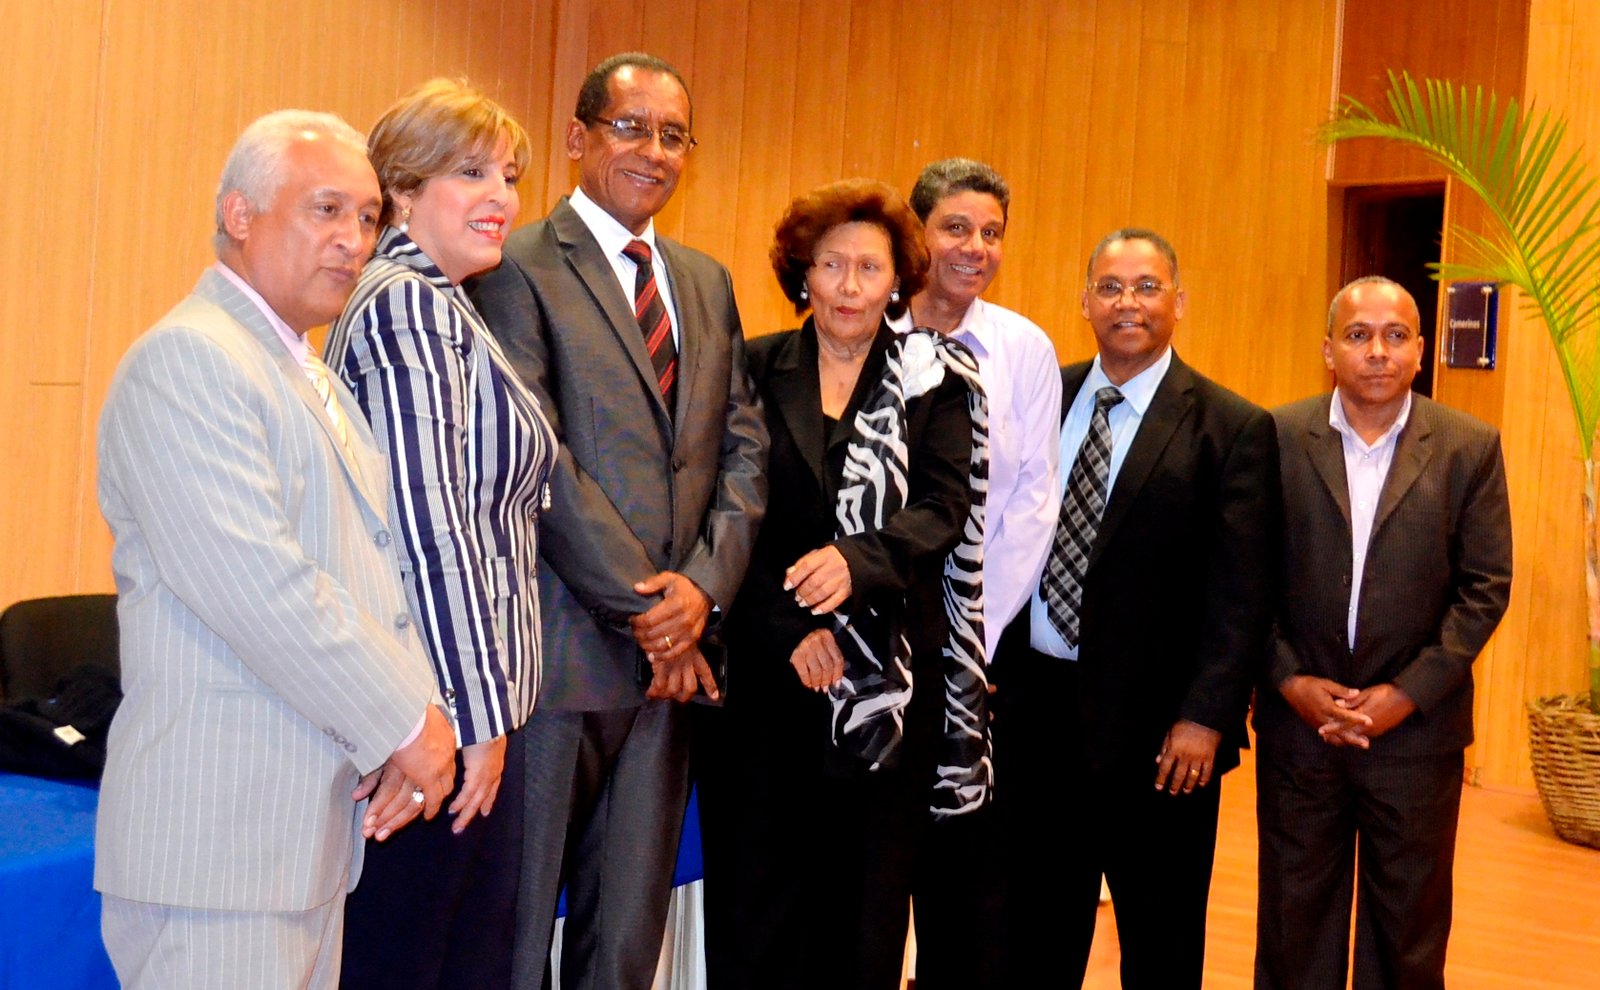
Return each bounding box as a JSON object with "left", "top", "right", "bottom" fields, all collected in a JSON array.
[{"left": 769, "top": 178, "right": 929, "bottom": 320}]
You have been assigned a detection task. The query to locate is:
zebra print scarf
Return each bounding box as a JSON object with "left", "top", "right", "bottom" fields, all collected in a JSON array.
[{"left": 829, "top": 328, "right": 992, "bottom": 818}]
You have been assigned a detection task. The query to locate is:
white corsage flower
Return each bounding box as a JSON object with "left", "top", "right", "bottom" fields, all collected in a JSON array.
[{"left": 900, "top": 331, "right": 946, "bottom": 399}]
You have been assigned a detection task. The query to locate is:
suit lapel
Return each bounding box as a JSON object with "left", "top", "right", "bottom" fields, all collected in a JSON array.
[
  {"left": 655, "top": 238, "right": 701, "bottom": 428},
  {"left": 196, "top": 270, "right": 388, "bottom": 515},
  {"left": 1088, "top": 356, "right": 1194, "bottom": 571},
  {"left": 550, "top": 201, "right": 673, "bottom": 427},
  {"left": 1303, "top": 398, "right": 1353, "bottom": 528},
  {"left": 1371, "top": 397, "right": 1432, "bottom": 539},
  {"left": 460, "top": 286, "right": 550, "bottom": 444},
  {"left": 1061, "top": 362, "right": 1090, "bottom": 420},
  {"left": 767, "top": 323, "right": 829, "bottom": 494}
]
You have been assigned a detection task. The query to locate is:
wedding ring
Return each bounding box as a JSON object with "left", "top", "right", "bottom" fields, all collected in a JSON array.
[
  {"left": 411, "top": 787, "right": 425, "bottom": 804},
  {"left": 1187, "top": 768, "right": 1201, "bottom": 777},
  {"left": 664, "top": 635, "right": 673, "bottom": 649}
]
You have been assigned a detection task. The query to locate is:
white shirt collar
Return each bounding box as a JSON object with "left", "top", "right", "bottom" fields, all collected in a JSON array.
[
  {"left": 569, "top": 186, "right": 658, "bottom": 259},
  {"left": 1085, "top": 345, "right": 1173, "bottom": 415},
  {"left": 944, "top": 298, "right": 993, "bottom": 359},
  {"left": 213, "top": 261, "right": 307, "bottom": 363},
  {"left": 1327, "top": 387, "right": 1412, "bottom": 451},
  {"left": 889, "top": 298, "right": 993, "bottom": 358}
]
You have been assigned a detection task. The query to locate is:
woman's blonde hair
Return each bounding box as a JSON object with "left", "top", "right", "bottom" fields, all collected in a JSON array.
[{"left": 367, "top": 78, "right": 533, "bottom": 226}]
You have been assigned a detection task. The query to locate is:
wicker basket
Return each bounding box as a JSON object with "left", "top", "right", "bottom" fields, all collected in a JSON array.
[{"left": 1527, "top": 694, "right": 1600, "bottom": 849}]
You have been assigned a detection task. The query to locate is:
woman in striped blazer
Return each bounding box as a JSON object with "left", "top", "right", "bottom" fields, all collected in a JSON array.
[{"left": 324, "top": 78, "right": 555, "bottom": 990}]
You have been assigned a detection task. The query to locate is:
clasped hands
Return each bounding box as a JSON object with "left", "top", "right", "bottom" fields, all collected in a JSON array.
[
  {"left": 633, "top": 570, "right": 720, "bottom": 703},
  {"left": 1279, "top": 675, "right": 1417, "bottom": 749},
  {"left": 785, "top": 546, "right": 852, "bottom": 692},
  {"left": 351, "top": 704, "right": 509, "bottom": 842}
]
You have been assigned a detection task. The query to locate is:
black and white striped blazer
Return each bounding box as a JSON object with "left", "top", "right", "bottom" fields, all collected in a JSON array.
[{"left": 327, "top": 229, "right": 556, "bottom": 744}]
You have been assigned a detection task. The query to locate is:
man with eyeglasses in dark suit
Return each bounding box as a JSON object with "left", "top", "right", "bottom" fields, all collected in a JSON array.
[
  {"left": 469, "top": 52, "right": 768, "bottom": 990},
  {"left": 994, "top": 228, "right": 1279, "bottom": 988}
]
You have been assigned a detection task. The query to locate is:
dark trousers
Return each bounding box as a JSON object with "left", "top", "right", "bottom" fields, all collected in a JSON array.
[
  {"left": 994, "top": 647, "right": 1223, "bottom": 990},
  {"left": 695, "top": 687, "right": 931, "bottom": 990},
  {"left": 1254, "top": 735, "right": 1464, "bottom": 990},
  {"left": 341, "top": 730, "right": 526, "bottom": 990},
  {"left": 511, "top": 701, "right": 690, "bottom": 990},
  {"left": 910, "top": 802, "right": 1005, "bottom": 990}
]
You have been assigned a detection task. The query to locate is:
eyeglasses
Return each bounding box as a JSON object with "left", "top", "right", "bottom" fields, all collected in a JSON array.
[
  {"left": 1090, "top": 277, "right": 1170, "bottom": 300},
  {"left": 591, "top": 116, "right": 698, "bottom": 155}
]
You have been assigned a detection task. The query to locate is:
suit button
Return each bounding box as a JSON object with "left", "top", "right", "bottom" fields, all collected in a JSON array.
[
  {"left": 664, "top": 539, "right": 674, "bottom": 558},
  {"left": 672, "top": 458, "right": 685, "bottom": 472},
  {"left": 395, "top": 613, "right": 411, "bottom": 630},
  {"left": 375, "top": 530, "right": 392, "bottom": 547}
]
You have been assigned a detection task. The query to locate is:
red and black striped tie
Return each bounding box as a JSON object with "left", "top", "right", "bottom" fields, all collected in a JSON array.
[{"left": 622, "top": 239, "right": 677, "bottom": 412}]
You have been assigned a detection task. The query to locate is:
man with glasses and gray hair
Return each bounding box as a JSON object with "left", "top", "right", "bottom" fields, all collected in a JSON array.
[
  {"left": 468, "top": 52, "right": 767, "bottom": 990},
  {"left": 995, "top": 228, "right": 1278, "bottom": 987}
]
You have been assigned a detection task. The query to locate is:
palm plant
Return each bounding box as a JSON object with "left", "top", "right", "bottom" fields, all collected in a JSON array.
[{"left": 1321, "top": 71, "right": 1600, "bottom": 714}]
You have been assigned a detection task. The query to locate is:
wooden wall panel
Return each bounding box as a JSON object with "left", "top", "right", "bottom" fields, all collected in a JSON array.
[
  {"left": 1, "top": 0, "right": 103, "bottom": 603},
  {"left": 7, "top": 0, "right": 1341, "bottom": 692},
  {"left": 1331, "top": 0, "right": 1531, "bottom": 185},
  {"left": 678, "top": 0, "right": 750, "bottom": 265},
  {"left": 726, "top": 2, "right": 800, "bottom": 330},
  {"left": 977, "top": 0, "right": 1050, "bottom": 318}
]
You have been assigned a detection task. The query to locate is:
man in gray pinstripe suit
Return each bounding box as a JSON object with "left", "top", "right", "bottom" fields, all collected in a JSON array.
[{"left": 94, "top": 111, "right": 457, "bottom": 989}]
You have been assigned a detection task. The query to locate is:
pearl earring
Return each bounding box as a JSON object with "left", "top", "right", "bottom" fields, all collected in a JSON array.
[
  {"left": 800, "top": 286, "right": 809, "bottom": 302},
  {"left": 890, "top": 289, "right": 900, "bottom": 304},
  {"left": 399, "top": 206, "right": 411, "bottom": 234}
]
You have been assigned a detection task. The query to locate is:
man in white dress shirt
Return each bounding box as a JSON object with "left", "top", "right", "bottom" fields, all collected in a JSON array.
[
  {"left": 95, "top": 111, "right": 455, "bottom": 990},
  {"left": 893, "top": 157, "right": 1061, "bottom": 990}
]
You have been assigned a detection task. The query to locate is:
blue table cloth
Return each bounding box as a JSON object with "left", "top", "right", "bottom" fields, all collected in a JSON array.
[
  {"left": 0, "top": 772, "right": 705, "bottom": 986},
  {"left": 0, "top": 773, "right": 116, "bottom": 989}
]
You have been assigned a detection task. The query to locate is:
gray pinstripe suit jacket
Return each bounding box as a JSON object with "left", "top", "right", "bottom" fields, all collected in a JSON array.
[{"left": 94, "top": 268, "right": 439, "bottom": 912}]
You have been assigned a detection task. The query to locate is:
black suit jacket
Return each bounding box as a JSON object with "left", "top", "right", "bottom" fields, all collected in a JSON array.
[
  {"left": 1256, "top": 393, "right": 1512, "bottom": 757},
  {"left": 1061, "top": 353, "right": 1279, "bottom": 776},
  {"left": 467, "top": 198, "right": 769, "bottom": 711},
  {"left": 725, "top": 321, "right": 972, "bottom": 709}
]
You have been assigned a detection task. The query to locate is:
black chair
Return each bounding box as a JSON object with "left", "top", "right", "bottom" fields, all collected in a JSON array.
[{"left": 0, "top": 595, "right": 119, "bottom": 704}]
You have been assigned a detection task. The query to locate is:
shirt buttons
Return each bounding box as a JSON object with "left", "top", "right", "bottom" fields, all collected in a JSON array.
[
  {"left": 395, "top": 613, "right": 411, "bottom": 630},
  {"left": 375, "top": 530, "right": 392, "bottom": 547}
]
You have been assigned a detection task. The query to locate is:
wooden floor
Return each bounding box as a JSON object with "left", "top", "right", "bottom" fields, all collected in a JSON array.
[{"left": 1082, "top": 750, "right": 1600, "bottom": 988}]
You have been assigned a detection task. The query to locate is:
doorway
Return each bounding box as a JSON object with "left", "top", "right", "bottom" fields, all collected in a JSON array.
[{"left": 1338, "top": 183, "right": 1446, "bottom": 398}]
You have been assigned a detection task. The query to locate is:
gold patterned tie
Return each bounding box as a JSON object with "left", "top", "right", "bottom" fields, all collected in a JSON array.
[{"left": 303, "top": 352, "right": 354, "bottom": 457}]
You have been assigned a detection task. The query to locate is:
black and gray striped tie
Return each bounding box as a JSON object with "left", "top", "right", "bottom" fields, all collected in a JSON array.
[{"left": 1041, "top": 386, "right": 1125, "bottom": 648}]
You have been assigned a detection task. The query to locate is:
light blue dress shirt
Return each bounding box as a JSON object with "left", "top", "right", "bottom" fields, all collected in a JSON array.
[{"left": 1029, "top": 347, "right": 1174, "bottom": 659}]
